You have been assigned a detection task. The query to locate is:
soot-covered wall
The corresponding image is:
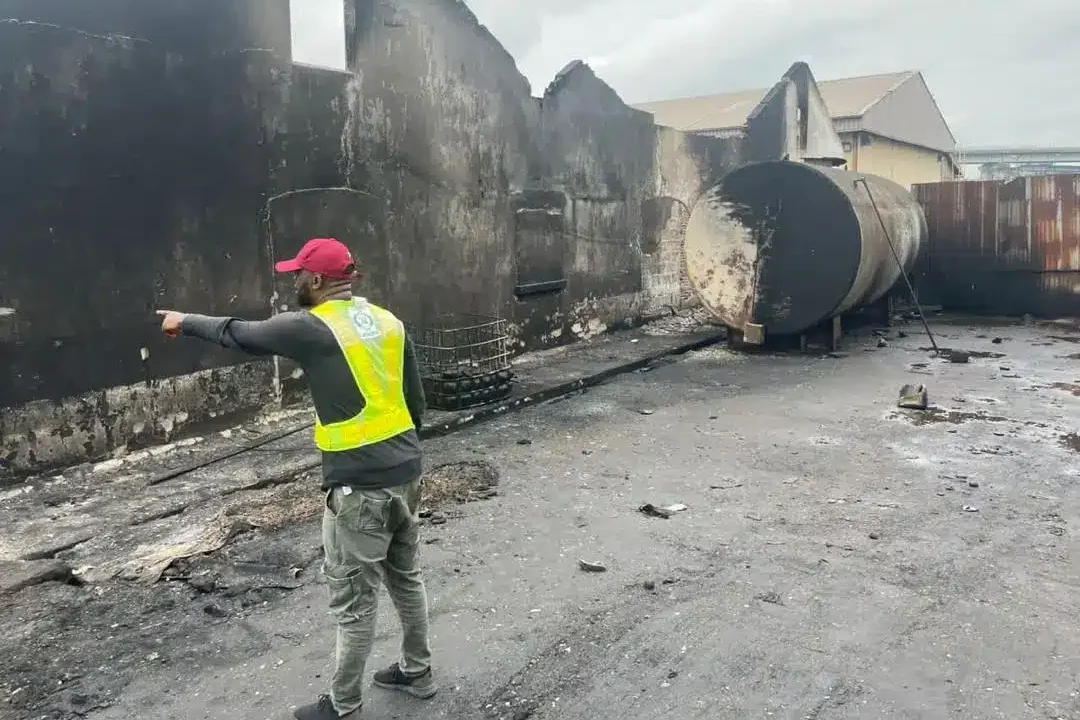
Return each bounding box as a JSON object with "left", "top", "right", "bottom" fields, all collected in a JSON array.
[{"left": 0, "top": 0, "right": 737, "bottom": 480}]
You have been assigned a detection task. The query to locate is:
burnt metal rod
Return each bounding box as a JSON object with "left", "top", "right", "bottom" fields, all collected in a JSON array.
[
  {"left": 854, "top": 178, "right": 941, "bottom": 356},
  {"left": 146, "top": 422, "right": 313, "bottom": 486}
]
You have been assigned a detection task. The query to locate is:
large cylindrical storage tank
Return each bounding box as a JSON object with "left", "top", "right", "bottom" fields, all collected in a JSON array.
[{"left": 684, "top": 160, "right": 927, "bottom": 338}]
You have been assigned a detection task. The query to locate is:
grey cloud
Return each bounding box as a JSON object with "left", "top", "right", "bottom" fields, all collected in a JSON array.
[{"left": 466, "top": 0, "right": 1080, "bottom": 146}]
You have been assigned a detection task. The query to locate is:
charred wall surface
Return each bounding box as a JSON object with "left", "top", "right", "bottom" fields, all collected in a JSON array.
[
  {"left": 915, "top": 176, "right": 1080, "bottom": 317},
  {"left": 0, "top": 0, "right": 730, "bottom": 481},
  {"left": 517, "top": 62, "right": 659, "bottom": 344},
  {"left": 0, "top": 5, "right": 296, "bottom": 481}
]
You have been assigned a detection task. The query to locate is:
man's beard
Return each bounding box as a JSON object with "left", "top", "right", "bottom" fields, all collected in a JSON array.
[{"left": 295, "top": 285, "right": 315, "bottom": 307}]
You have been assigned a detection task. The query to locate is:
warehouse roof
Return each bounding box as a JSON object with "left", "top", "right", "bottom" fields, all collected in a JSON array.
[
  {"left": 632, "top": 70, "right": 955, "bottom": 153},
  {"left": 633, "top": 71, "right": 915, "bottom": 132}
]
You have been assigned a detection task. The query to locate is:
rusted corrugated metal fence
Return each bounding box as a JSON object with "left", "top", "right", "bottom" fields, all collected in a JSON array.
[{"left": 914, "top": 175, "right": 1080, "bottom": 317}]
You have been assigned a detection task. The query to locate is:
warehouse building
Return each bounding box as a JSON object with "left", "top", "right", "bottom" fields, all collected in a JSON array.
[{"left": 634, "top": 71, "right": 961, "bottom": 188}]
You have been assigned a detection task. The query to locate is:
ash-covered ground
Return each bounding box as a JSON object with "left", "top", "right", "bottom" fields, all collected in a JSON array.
[{"left": 3, "top": 317, "right": 1079, "bottom": 720}]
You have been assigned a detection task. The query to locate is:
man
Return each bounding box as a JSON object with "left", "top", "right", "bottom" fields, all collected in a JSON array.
[{"left": 158, "top": 238, "right": 437, "bottom": 720}]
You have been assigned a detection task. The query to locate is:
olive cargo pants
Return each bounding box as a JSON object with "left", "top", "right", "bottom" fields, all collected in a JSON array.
[{"left": 322, "top": 478, "right": 432, "bottom": 715}]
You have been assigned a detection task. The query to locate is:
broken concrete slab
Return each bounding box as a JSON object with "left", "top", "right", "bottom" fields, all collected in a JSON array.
[{"left": 1, "top": 559, "right": 74, "bottom": 595}]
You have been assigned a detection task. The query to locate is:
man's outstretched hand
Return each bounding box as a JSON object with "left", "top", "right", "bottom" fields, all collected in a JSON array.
[{"left": 156, "top": 310, "right": 187, "bottom": 338}]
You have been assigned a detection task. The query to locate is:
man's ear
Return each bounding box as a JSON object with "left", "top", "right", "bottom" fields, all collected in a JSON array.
[{"left": 310, "top": 273, "right": 324, "bottom": 289}]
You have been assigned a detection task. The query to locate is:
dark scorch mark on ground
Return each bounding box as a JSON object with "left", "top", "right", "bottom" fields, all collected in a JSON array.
[
  {"left": 1060, "top": 433, "right": 1080, "bottom": 453},
  {"left": 921, "top": 347, "right": 1007, "bottom": 361},
  {"left": 893, "top": 408, "right": 1009, "bottom": 426},
  {"left": 1051, "top": 382, "right": 1080, "bottom": 397}
]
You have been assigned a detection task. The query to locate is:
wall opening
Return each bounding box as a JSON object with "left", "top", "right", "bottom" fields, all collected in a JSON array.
[
  {"left": 290, "top": 0, "right": 348, "bottom": 71},
  {"left": 512, "top": 190, "right": 568, "bottom": 299}
]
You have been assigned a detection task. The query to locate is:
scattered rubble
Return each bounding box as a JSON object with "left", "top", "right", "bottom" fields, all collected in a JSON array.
[
  {"left": 577, "top": 560, "right": 607, "bottom": 573},
  {"left": 754, "top": 591, "right": 784, "bottom": 606},
  {"left": 640, "top": 307, "right": 716, "bottom": 336},
  {"left": 639, "top": 504, "right": 673, "bottom": 519},
  {"left": 898, "top": 384, "right": 929, "bottom": 410},
  {"left": 420, "top": 460, "right": 500, "bottom": 509}
]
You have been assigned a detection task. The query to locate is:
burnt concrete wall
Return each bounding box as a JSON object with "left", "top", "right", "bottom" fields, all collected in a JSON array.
[
  {"left": 743, "top": 62, "right": 844, "bottom": 166},
  {"left": 0, "top": 0, "right": 737, "bottom": 481},
  {"left": 335, "top": 0, "right": 538, "bottom": 328},
  {"left": 0, "top": 0, "right": 293, "bottom": 55},
  {"left": 519, "top": 63, "right": 743, "bottom": 344},
  {"left": 0, "top": 7, "right": 296, "bottom": 480},
  {"left": 516, "top": 62, "right": 655, "bottom": 344}
]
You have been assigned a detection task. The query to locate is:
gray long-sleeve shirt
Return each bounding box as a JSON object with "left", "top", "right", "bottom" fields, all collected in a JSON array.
[{"left": 181, "top": 302, "right": 425, "bottom": 490}]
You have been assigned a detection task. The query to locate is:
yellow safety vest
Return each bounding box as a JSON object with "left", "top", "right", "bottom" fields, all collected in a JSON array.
[{"left": 308, "top": 298, "right": 416, "bottom": 452}]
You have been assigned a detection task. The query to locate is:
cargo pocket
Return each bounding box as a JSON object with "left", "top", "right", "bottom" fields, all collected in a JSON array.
[
  {"left": 324, "top": 570, "right": 355, "bottom": 622},
  {"left": 350, "top": 494, "right": 391, "bottom": 532},
  {"left": 331, "top": 491, "right": 393, "bottom": 563},
  {"left": 324, "top": 565, "right": 377, "bottom": 624}
]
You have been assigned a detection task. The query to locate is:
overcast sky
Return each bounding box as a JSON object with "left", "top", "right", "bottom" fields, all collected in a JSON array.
[{"left": 464, "top": 0, "right": 1079, "bottom": 148}]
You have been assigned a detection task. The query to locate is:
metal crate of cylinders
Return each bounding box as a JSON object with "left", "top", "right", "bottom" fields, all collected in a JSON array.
[{"left": 407, "top": 314, "right": 514, "bottom": 411}]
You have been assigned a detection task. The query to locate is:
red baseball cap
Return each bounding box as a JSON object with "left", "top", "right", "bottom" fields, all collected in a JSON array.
[{"left": 274, "top": 238, "right": 357, "bottom": 279}]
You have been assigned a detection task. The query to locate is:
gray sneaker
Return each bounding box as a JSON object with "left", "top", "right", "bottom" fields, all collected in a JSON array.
[
  {"left": 372, "top": 663, "right": 438, "bottom": 699},
  {"left": 293, "top": 694, "right": 360, "bottom": 719}
]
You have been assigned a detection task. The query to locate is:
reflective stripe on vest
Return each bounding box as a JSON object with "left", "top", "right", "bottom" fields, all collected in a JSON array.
[{"left": 308, "top": 298, "right": 415, "bottom": 452}]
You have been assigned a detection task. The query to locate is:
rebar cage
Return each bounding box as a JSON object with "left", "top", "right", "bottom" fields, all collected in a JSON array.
[{"left": 406, "top": 314, "right": 514, "bottom": 411}]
